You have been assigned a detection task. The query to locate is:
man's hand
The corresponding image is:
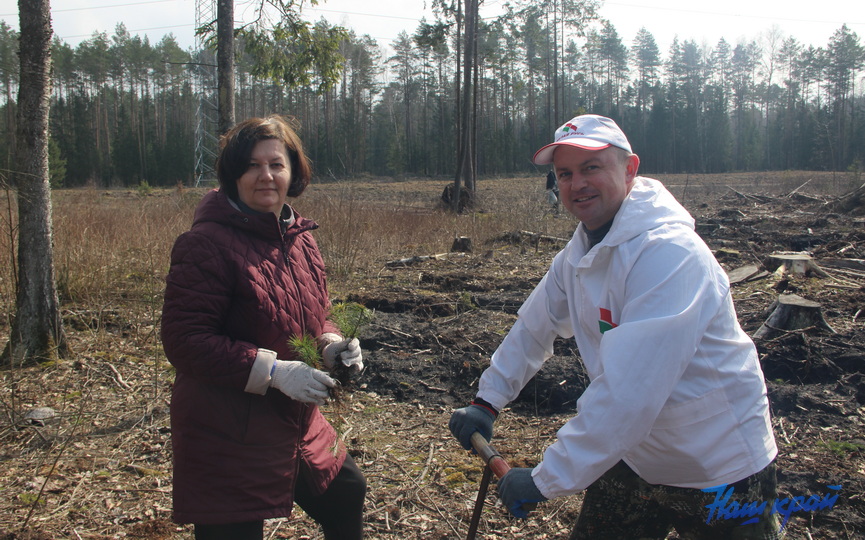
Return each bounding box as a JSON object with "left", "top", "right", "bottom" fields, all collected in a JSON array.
[
  {"left": 320, "top": 333, "right": 364, "bottom": 373},
  {"left": 449, "top": 403, "right": 495, "bottom": 450},
  {"left": 270, "top": 360, "right": 335, "bottom": 406},
  {"left": 497, "top": 468, "right": 547, "bottom": 518}
]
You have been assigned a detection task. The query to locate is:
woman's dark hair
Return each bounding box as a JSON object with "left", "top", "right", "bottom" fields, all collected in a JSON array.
[{"left": 216, "top": 115, "right": 312, "bottom": 200}]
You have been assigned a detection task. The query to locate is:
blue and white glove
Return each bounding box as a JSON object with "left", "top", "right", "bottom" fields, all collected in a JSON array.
[
  {"left": 497, "top": 467, "right": 547, "bottom": 518},
  {"left": 320, "top": 332, "right": 364, "bottom": 373},
  {"left": 449, "top": 401, "right": 497, "bottom": 450}
]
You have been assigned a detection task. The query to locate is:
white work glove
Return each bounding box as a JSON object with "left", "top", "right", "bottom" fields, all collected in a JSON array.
[
  {"left": 320, "top": 332, "right": 364, "bottom": 374},
  {"left": 269, "top": 360, "right": 335, "bottom": 406}
]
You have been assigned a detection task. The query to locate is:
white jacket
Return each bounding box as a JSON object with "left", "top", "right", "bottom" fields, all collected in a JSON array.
[{"left": 478, "top": 177, "right": 777, "bottom": 500}]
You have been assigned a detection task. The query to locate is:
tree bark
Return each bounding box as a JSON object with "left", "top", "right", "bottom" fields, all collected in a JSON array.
[
  {"left": 452, "top": 0, "right": 477, "bottom": 212},
  {"left": 217, "top": 0, "right": 235, "bottom": 135},
  {"left": 3, "top": 0, "right": 68, "bottom": 364}
]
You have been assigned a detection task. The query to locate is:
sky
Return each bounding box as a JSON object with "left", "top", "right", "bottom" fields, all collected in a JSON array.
[{"left": 0, "top": 0, "right": 863, "bottom": 58}]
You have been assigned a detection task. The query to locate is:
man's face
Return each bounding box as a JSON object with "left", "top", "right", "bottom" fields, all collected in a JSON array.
[{"left": 553, "top": 145, "right": 639, "bottom": 230}]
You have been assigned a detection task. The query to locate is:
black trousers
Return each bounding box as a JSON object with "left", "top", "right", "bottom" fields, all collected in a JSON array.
[{"left": 194, "top": 454, "right": 367, "bottom": 540}]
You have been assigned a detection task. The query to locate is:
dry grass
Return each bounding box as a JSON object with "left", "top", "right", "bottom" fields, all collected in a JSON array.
[
  {"left": 0, "top": 176, "right": 570, "bottom": 314},
  {"left": 1, "top": 169, "right": 859, "bottom": 313},
  {"left": 297, "top": 175, "right": 573, "bottom": 284}
]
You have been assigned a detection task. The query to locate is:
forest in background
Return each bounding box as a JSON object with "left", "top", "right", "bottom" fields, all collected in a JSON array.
[{"left": 0, "top": 0, "right": 863, "bottom": 188}]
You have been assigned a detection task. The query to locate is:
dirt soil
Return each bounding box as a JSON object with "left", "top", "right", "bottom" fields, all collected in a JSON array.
[{"left": 1, "top": 174, "right": 864, "bottom": 539}]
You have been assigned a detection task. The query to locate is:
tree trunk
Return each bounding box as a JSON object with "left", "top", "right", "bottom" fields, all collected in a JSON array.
[
  {"left": 3, "top": 0, "right": 68, "bottom": 364},
  {"left": 217, "top": 0, "right": 235, "bottom": 135},
  {"left": 452, "top": 0, "right": 477, "bottom": 212}
]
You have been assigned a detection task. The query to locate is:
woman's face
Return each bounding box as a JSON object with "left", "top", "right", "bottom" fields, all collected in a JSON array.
[{"left": 236, "top": 139, "right": 292, "bottom": 215}]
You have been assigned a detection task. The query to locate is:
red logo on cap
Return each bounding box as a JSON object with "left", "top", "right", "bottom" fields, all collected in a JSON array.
[{"left": 557, "top": 122, "right": 585, "bottom": 141}]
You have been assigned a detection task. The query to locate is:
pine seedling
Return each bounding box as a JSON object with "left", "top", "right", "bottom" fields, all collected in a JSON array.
[
  {"left": 330, "top": 301, "right": 375, "bottom": 339},
  {"left": 288, "top": 332, "right": 346, "bottom": 456},
  {"left": 286, "top": 303, "right": 374, "bottom": 455},
  {"left": 288, "top": 333, "right": 323, "bottom": 370},
  {"left": 328, "top": 302, "right": 374, "bottom": 388}
]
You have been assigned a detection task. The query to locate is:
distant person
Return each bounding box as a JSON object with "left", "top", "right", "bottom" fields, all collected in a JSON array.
[
  {"left": 161, "top": 115, "right": 366, "bottom": 540},
  {"left": 545, "top": 169, "right": 560, "bottom": 213},
  {"left": 450, "top": 114, "right": 781, "bottom": 538}
]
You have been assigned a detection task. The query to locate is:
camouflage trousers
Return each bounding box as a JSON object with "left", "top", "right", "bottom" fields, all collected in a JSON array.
[{"left": 568, "top": 460, "right": 784, "bottom": 540}]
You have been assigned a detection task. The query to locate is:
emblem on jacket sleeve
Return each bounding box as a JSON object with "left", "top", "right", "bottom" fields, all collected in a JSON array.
[{"left": 598, "top": 308, "right": 618, "bottom": 334}]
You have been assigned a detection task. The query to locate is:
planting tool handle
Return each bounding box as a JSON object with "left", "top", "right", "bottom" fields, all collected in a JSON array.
[
  {"left": 470, "top": 432, "right": 538, "bottom": 514},
  {"left": 466, "top": 465, "right": 493, "bottom": 540},
  {"left": 470, "top": 432, "right": 511, "bottom": 478}
]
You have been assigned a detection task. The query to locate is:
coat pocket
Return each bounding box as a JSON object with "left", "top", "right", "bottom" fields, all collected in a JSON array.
[{"left": 629, "top": 388, "right": 751, "bottom": 486}]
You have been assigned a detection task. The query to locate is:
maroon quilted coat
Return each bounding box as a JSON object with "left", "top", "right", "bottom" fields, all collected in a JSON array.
[{"left": 161, "top": 189, "right": 345, "bottom": 525}]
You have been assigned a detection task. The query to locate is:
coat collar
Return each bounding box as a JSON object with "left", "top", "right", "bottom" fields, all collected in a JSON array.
[{"left": 192, "top": 189, "right": 318, "bottom": 240}]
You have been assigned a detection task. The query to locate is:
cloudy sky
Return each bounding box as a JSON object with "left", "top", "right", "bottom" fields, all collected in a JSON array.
[{"left": 0, "top": 0, "right": 862, "bottom": 57}]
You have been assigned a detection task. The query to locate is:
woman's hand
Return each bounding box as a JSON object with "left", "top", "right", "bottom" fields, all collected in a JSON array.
[
  {"left": 269, "top": 360, "right": 335, "bottom": 406},
  {"left": 320, "top": 333, "right": 364, "bottom": 373}
]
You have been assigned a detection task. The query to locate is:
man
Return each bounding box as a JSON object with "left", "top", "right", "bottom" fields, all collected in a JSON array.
[
  {"left": 449, "top": 114, "right": 781, "bottom": 538},
  {"left": 545, "top": 169, "right": 560, "bottom": 213}
]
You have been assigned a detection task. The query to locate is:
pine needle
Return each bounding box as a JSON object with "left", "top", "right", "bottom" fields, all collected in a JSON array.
[
  {"left": 288, "top": 334, "right": 322, "bottom": 369},
  {"left": 330, "top": 301, "right": 375, "bottom": 339}
]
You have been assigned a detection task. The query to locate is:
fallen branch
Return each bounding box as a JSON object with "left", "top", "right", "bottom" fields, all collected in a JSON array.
[
  {"left": 825, "top": 181, "right": 865, "bottom": 213},
  {"left": 789, "top": 192, "right": 825, "bottom": 204},
  {"left": 105, "top": 363, "right": 131, "bottom": 390},
  {"left": 385, "top": 252, "right": 467, "bottom": 268},
  {"left": 727, "top": 264, "right": 768, "bottom": 285},
  {"left": 518, "top": 230, "right": 570, "bottom": 243},
  {"left": 419, "top": 380, "right": 448, "bottom": 393},
  {"left": 726, "top": 186, "right": 774, "bottom": 203},
  {"left": 416, "top": 442, "right": 435, "bottom": 483},
  {"left": 785, "top": 178, "right": 812, "bottom": 197},
  {"left": 374, "top": 324, "right": 413, "bottom": 338}
]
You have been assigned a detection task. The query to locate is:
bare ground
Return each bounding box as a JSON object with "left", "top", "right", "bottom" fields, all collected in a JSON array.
[{"left": 1, "top": 172, "right": 864, "bottom": 539}]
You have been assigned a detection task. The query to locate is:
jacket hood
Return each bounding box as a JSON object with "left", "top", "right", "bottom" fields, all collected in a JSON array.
[
  {"left": 192, "top": 189, "right": 317, "bottom": 239},
  {"left": 590, "top": 177, "right": 694, "bottom": 248}
]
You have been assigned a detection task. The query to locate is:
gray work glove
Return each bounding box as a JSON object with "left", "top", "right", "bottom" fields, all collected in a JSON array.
[
  {"left": 498, "top": 467, "right": 547, "bottom": 518},
  {"left": 320, "top": 332, "right": 364, "bottom": 373},
  {"left": 270, "top": 360, "right": 335, "bottom": 406},
  {"left": 449, "top": 403, "right": 496, "bottom": 450}
]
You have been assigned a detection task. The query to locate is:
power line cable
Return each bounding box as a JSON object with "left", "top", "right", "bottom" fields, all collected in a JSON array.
[
  {"left": 58, "top": 24, "right": 195, "bottom": 42},
  {"left": 0, "top": 0, "right": 178, "bottom": 17}
]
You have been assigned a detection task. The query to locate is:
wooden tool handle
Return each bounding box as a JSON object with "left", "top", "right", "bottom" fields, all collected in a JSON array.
[{"left": 470, "top": 431, "right": 512, "bottom": 478}]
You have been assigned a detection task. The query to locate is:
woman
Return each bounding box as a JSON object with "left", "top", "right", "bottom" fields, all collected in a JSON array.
[{"left": 161, "top": 115, "right": 366, "bottom": 540}]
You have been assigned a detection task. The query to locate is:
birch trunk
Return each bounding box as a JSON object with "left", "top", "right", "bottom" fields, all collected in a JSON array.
[{"left": 3, "top": 0, "right": 68, "bottom": 364}]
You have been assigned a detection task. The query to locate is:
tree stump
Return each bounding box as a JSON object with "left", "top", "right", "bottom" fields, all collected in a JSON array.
[
  {"left": 769, "top": 252, "right": 829, "bottom": 278},
  {"left": 451, "top": 236, "right": 473, "bottom": 253},
  {"left": 440, "top": 184, "right": 475, "bottom": 213},
  {"left": 753, "top": 294, "right": 836, "bottom": 339}
]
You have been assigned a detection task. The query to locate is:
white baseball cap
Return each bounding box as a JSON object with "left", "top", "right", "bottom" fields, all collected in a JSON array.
[{"left": 532, "top": 114, "right": 633, "bottom": 165}]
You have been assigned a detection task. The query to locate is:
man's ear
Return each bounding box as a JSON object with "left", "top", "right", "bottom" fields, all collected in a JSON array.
[{"left": 625, "top": 154, "right": 640, "bottom": 182}]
